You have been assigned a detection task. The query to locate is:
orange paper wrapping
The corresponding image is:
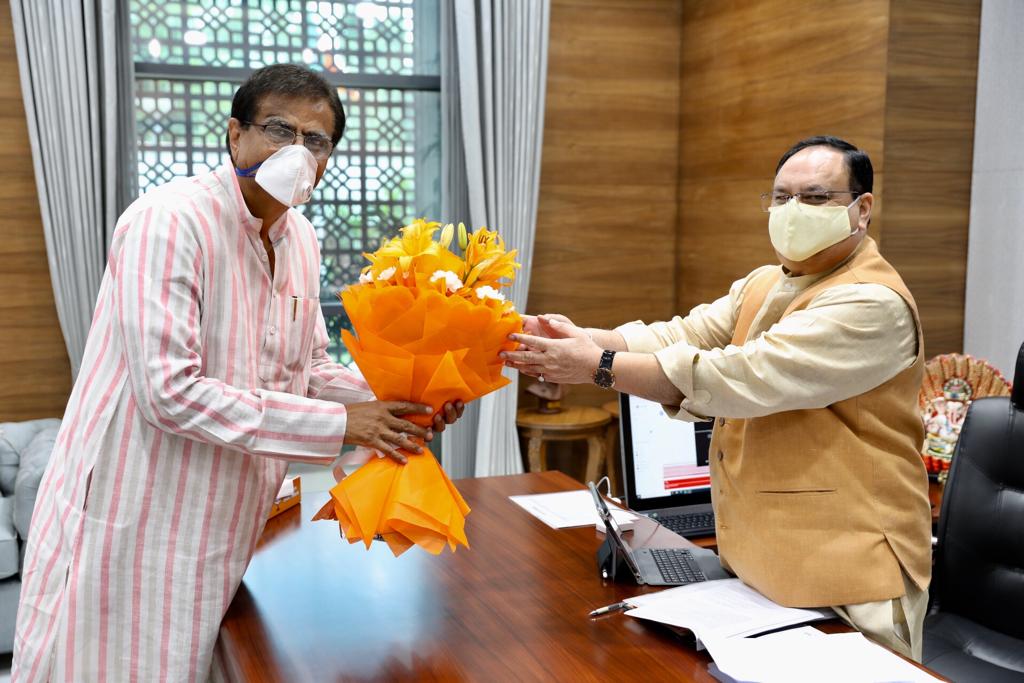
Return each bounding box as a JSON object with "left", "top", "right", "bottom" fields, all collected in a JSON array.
[{"left": 313, "top": 279, "right": 522, "bottom": 556}]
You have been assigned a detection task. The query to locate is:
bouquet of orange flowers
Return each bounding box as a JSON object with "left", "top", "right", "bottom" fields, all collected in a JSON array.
[{"left": 313, "top": 219, "right": 522, "bottom": 556}]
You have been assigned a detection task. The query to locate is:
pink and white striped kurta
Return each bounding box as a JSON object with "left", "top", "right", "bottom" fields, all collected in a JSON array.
[{"left": 13, "top": 162, "right": 372, "bottom": 682}]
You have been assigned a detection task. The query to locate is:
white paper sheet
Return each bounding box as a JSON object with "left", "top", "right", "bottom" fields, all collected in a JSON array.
[
  {"left": 509, "top": 490, "right": 638, "bottom": 529},
  {"left": 704, "top": 629, "right": 941, "bottom": 683},
  {"left": 275, "top": 477, "right": 296, "bottom": 501},
  {"left": 625, "top": 579, "right": 833, "bottom": 646}
]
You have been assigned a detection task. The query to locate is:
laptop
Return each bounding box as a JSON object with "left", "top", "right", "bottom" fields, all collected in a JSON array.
[
  {"left": 618, "top": 393, "right": 716, "bottom": 538},
  {"left": 588, "top": 481, "right": 707, "bottom": 586}
]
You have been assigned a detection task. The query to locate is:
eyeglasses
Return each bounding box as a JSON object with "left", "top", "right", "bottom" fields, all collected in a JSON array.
[
  {"left": 243, "top": 120, "right": 334, "bottom": 160},
  {"left": 760, "top": 190, "right": 861, "bottom": 212}
]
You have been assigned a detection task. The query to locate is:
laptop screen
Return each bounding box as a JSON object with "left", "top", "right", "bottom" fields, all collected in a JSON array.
[{"left": 619, "top": 393, "right": 713, "bottom": 511}]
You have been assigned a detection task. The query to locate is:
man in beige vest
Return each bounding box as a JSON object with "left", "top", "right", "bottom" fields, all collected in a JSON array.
[{"left": 502, "top": 136, "right": 932, "bottom": 661}]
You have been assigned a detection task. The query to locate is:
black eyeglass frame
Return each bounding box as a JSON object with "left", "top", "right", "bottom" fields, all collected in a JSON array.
[
  {"left": 242, "top": 120, "right": 335, "bottom": 159},
  {"left": 760, "top": 190, "right": 862, "bottom": 212}
]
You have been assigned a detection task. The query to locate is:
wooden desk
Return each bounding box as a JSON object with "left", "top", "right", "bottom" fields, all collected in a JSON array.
[
  {"left": 219, "top": 471, "right": 716, "bottom": 681},
  {"left": 218, "top": 471, "right": 943, "bottom": 682}
]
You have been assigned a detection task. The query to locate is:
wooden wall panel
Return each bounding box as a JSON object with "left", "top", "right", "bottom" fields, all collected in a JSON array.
[
  {"left": 0, "top": 3, "right": 72, "bottom": 422},
  {"left": 677, "top": 0, "right": 891, "bottom": 316},
  {"left": 529, "top": 0, "right": 682, "bottom": 406},
  {"left": 879, "top": 0, "right": 980, "bottom": 356},
  {"left": 676, "top": 0, "right": 977, "bottom": 355}
]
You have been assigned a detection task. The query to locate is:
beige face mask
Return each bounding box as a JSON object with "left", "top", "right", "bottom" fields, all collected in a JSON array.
[{"left": 768, "top": 198, "right": 858, "bottom": 262}]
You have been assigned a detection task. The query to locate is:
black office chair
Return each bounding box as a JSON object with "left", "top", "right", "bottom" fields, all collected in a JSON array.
[{"left": 922, "top": 341, "right": 1024, "bottom": 682}]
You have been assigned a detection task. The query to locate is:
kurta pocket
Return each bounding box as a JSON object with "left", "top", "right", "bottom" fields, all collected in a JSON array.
[{"left": 283, "top": 296, "right": 319, "bottom": 373}]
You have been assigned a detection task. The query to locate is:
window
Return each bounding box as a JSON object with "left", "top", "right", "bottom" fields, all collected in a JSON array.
[{"left": 130, "top": 1, "right": 441, "bottom": 362}]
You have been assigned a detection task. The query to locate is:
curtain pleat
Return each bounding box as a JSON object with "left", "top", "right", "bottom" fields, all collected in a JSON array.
[
  {"left": 11, "top": 0, "right": 137, "bottom": 380},
  {"left": 440, "top": 0, "right": 550, "bottom": 478}
]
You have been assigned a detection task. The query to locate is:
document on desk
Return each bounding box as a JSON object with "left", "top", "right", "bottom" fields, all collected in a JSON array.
[
  {"left": 509, "top": 490, "right": 638, "bottom": 529},
  {"left": 624, "top": 579, "right": 832, "bottom": 648},
  {"left": 704, "top": 627, "right": 942, "bottom": 682}
]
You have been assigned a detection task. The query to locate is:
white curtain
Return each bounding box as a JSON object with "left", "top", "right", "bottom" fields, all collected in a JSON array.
[
  {"left": 11, "top": 0, "right": 138, "bottom": 380},
  {"left": 440, "top": 0, "right": 551, "bottom": 478}
]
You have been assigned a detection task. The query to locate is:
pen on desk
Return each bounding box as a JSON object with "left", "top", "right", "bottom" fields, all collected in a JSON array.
[{"left": 588, "top": 601, "right": 631, "bottom": 618}]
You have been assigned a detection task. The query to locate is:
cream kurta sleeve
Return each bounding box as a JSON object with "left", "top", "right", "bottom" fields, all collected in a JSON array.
[
  {"left": 615, "top": 266, "right": 778, "bottom": 354},
  {"left": 619, "top": 281, "right": 917, "bottom": 421}
]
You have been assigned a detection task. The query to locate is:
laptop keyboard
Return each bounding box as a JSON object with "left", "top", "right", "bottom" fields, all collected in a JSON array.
[
  {"left": 659, "top": 511, "right": 715, "bottom": 537},
  {"left": 650, "top": 548, "right": 707, "bottom": 585}
]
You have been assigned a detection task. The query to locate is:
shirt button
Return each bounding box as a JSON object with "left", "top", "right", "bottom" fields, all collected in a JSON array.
[
  {"left": 717, "top": 417, "right": 726, "bottom": 427},
  {"left": 268, "top": 326, "right": 277, "bottom": 335},
  {"left": 717, "top": 450, "right": 724, "bottom": 462}
]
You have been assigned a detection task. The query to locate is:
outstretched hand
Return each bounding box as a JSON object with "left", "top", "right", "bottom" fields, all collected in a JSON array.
[
  {"left": 502, "top": 317, "right": 602, "bottom": 384},
  {"left": 521, "top": 313, "right": 576, "bottom": 340}
]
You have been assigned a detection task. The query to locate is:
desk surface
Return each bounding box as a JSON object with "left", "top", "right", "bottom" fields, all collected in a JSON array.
[
  {"left": 218, "top": 470, "right": 724, "bottom": 681},
  {"left": 217, "top": 470, "right": 940, "bottom": 682}
]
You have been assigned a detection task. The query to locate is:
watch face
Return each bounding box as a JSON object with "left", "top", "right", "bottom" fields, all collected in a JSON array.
[{"left": 593, "top": 367, "right": 615, "bottom": 388}]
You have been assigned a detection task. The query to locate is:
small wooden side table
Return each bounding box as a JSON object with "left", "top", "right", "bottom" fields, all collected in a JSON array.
[{"left": 516, "top": 406, "right": 612, "bottom": 484}]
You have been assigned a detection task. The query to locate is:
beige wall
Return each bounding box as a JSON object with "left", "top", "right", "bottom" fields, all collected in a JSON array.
[{"left": 0, "top": 3, "right": 72, "bottom": 422}]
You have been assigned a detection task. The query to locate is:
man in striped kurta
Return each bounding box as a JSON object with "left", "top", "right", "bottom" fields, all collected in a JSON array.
[{"left": 13, "top": 64, "right": 457, "bottom": 681}]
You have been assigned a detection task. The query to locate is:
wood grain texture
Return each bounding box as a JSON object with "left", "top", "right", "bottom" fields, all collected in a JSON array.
[
  {"left": 879, "top": 0, "right": 980, "bottom": 357},
  {"left": 528, "top": 0, "right": 683, "bottom": 408},
  {"left": 676, "top": 0, "right": 890, "bottom": 316},
  {"left": 218, "top": 471, "right": 944, "bottom": 681},
  {"left": 0, "top": 3, "right": 72, "bottom": 421},
  {"left": 675, "top": 0, "right": 977, "bottom": 354},
  {"left": 525, "top": 0, "right": 978, "bottom": 419},
  {"left": 219, "top": 472, "right": 719, "bottom": 682},
  {"left": 530, "top": 0, "right": 682, "bottom": 328}
]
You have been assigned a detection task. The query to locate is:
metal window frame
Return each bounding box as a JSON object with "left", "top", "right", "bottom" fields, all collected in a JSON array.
[
  {"left": 131, "top": 21, "right": 441, "bottom": 351},
  {"left": 134, "top": 62, "right": 440, "bottom": 91},
  {"left": 132, "top": 65, "right": 439, "bottom": 313}
]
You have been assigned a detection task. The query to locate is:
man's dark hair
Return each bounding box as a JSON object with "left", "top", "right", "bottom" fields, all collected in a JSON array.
[
  {"left": 226, "top": 64, "right": 346, "bottom": 157},
  {"left": 774, "top": 135, "right": 873, "bottom": 195}
]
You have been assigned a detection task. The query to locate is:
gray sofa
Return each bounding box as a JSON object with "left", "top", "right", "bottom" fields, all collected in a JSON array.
[{"left": 0, "top": 418, "right": 61, "bottom": 654}]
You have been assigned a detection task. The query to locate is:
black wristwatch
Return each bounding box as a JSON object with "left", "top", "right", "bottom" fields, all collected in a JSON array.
[{"left": 592, "top": 350, "right": 617, "bottom": 389}]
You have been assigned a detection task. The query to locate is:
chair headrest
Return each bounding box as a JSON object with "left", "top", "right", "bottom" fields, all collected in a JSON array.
[{"left": 1014, "top": 340, "right": 1024, "bottom": 409}]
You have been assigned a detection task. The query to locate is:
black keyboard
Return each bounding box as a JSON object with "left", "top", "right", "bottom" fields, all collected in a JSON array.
[
  {"left": 658, "top": 511, "right": 715, "bottom": 537},
  {"left": 649, "top": 548, "right": 707, "bottom": 585}
]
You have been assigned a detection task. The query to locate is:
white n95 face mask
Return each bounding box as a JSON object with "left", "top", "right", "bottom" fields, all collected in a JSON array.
[
  {"left": 768, "top": 198, "right": 857, "bottom": 262},
  {"left": 249, "top": 145, "right": 318, "bottom": 207}
]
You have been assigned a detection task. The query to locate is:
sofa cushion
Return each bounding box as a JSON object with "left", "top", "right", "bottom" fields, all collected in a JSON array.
[
  {"left": 13, "top": 421, "right": 61, "bottom": 541},
  {"left": 0, "top": 419, "right": 60, "bottom": 496},
  {"left": 0, "top": 496, "right": 18, "bottom": 580}
]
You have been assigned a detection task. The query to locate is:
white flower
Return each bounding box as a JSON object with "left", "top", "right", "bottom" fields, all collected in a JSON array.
[
  {"left": 474, "top": 285, "right": 505, "bottom": 302},
  {"left": 359, "top": 271, "right": 373, "bottom": 284},
  {"left": 376, "top": 266, "right": 396, "bottom": 281},
  {"left": 430, "top": 269, "right": 464, "bottom": 294}
]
